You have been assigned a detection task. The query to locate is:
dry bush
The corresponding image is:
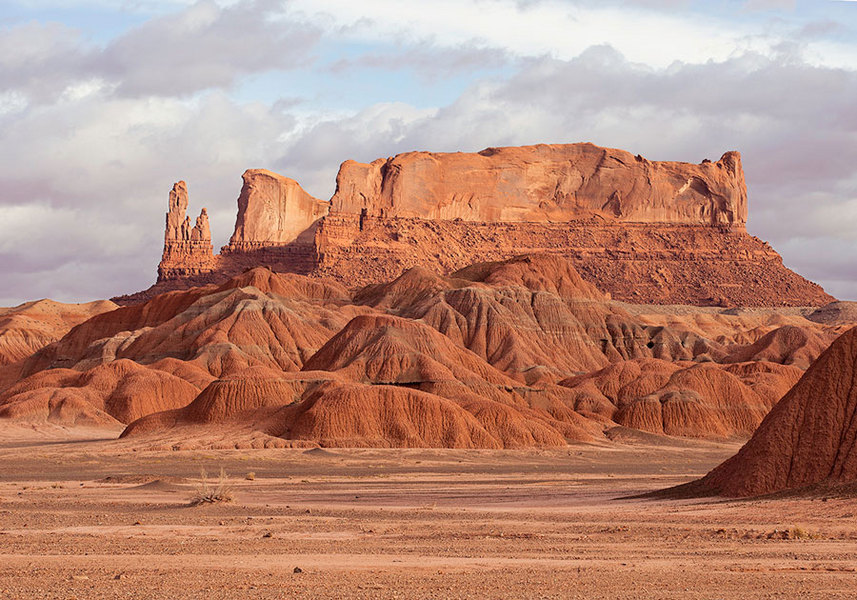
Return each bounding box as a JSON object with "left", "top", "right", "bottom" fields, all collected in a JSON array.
[
  {"left": 790, "top": 526, "right": 818, "bottom": 540},
  {"left": 189, "top": 468, "right": 233, "bottom": 506}
]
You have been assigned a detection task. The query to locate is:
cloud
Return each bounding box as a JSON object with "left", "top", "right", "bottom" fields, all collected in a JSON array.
[
  {"left": 1, "top": 0, "right": 857, "bottom": 305},
  {"left": 101, "top": 0, "right": 320, "bottom": 96},
  {"left": 287, "top": 0, "right": 807, "bottom": 68},
  {"left": 743, "top": 0, "right": 796, "bottom": 10},
  {"left": 0, "top": 21, "right": 96, "bottom": 103},
  {"left": 0, "top": 0, "right": 321, "bottom": 103},
  {"left": 0, "top": 89, "right": 298, "bottom": 303},
  {"left": 328, "top": 42, "right": 512, "bottom": 81}
]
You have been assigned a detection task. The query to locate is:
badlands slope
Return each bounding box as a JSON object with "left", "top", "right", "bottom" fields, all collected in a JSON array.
[
  {"left": 0, "top": 255, "right": 848, "bottom": 450},
  {"left": 674, "top": 325, "right": 857, "bottom": 496}
]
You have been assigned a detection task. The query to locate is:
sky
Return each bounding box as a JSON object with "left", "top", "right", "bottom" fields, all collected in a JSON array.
[{"left": 1, "top": 0, "right": 857, "bottom": 305}]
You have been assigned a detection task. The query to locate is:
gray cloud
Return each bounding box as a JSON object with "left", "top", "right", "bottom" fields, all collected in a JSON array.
[
  {"left": 102, "top": 0, "right": 320, "bottom": 96},
  {"left": 743, "top": 0, "right": 796, "bottom": 10},
  {"left": 2, "top": 0, "right": 857, "bottom": 306},
  {"left": 0, "top": 90, "right": 297, "bottom": 303},
  {"left": 328, "top": 42, "right": 512, "bottom": 80},
  {"left": 0, "top": 21, "right": 94, "bottom": 103},
  {"left": 0, "top": 0, "right": 321, "bottom": 103}
]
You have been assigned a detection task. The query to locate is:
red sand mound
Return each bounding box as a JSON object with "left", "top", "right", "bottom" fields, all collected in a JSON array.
[
  {"left": 356, "top": 256, "right": 740, "bottom": 383},
  {"left": 452, "top": 254, "right": 606, "bottom": 301},
  {"left": 123, "top": 315, "right": 601, "bottom": 447},
  {"left": 684, "top": 326, "right": 857, "bottom": 496},
  {"left": 121, "top": 367, "right": 339, "bottom": 437},
  {"left": 724, "top": 325, "right": 836, "bottom": 369},
  {"left": 25, "top": 268, "right": 365, "bottom": 378},
  {"left": 302, "top": 314, "right": 515, "bottom": 386},
  {"left": 561, "top": 359, "right": 803, "bottom": 438}
]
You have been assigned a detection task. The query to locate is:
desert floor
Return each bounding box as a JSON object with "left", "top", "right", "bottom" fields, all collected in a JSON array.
[{"left": 0, "top": 428, "right": 855, "bottom": 599}]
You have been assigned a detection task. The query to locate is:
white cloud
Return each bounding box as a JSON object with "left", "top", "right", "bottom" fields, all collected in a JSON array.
[
  {"left": 285, "top": 0, "right": 828, "bottom": 68},
  {"left": 743, "top": 0, "right": 796, "bottom": 10},
  {"left": 0, "top": 87, "right": 299, "bottom": 303},
  {"left": 1, "top": 0, "right": 857, "bottom": 305}
]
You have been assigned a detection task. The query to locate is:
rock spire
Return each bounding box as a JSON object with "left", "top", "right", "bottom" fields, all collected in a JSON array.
[{"left": 158, "top": 180, "right": 215, "bottom": 281}]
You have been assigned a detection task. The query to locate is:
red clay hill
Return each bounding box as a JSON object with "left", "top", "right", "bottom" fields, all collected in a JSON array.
[
  {"left": 674, "top": 325, "right": 857, "bottom": 496},
  {"left": 5, "top": 252, "right": 846, "bottom": 448},
  {"left": 127, "top": 143, "right": 832, "bottom": 307}
]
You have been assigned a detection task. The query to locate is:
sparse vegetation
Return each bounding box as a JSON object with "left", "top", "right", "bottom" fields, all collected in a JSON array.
[
  {"left": 189, "top": 468, "right": 234, "bottom": 506},
  {"left": 763, "top": 526, "right": 821, "bottom": 540},
  {"left": 789, "top": 526, "right": 817, "bottom": 540},
  {"left": 245, "top": 472, "right": 256, "bottom": 481}
]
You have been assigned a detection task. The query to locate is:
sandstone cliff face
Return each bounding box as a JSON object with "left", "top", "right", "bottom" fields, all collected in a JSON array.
[
  {"left": 158, "top": 181, "right": 215, "bottom": 281},
  {"left": 228, "top": 169, "right": 329, "bottom": 249},
  {"left": 330, "top": 144, "right": 747, "bottom": 226},
  {"left": 138, "top": 143, "right": 831, "bottom": 308}
]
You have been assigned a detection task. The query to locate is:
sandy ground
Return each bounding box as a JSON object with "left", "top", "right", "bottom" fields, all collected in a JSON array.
[{"left": 0, "top": 430, "right": 855, "bottom": 599}]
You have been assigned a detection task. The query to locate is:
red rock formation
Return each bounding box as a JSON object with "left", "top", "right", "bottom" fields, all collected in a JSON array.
[
  {"left": 132, "top": 143, "right": 832, "bottom": 308},
  {"left": 227, "top": 169, "right": 329, "bottom": 249},
  {"left": 0, "top": 359, "right": 201, "bottom": 426},
  {"left": 560, "top": 358, "right": 803, "bottom": 438},
  {"left": 122, "top": 313, "right": 601, "bottom": 448},
  {"left": 331, "top": 144, "right": 747, "bottom": 226},
  {"left": 723, "top": 324, "right": 836, "bottom": 369},
  {"left": 680, "top": 326, "right": 857, "bottom": 496},
  {"left": 313, "top": 216, "right": 832, "bottom": 307},
  {"left": 0, "top": 299, "right": 116, "bottom": 367},
  {"left": 13, "top": 257, "right": 829, "bottom": 447},
  {"left": 157, "top": 180, "right": 215, "bottom": 281},
  {"left": 25, "top": 269, "right": 362, "bottom": 380}
]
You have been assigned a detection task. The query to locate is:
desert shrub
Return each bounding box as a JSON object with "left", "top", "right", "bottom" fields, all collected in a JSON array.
[{"left": 189, "top": 468, "right": 233, "bottom": 506}]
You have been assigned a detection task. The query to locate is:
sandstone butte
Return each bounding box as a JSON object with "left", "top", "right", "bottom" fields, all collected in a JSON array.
[
  {"left": 3, "top": 142, "right": 855, "bottom": 464},
  {"left": 133, "top": 142, "right": 833, "bottom": 308}
]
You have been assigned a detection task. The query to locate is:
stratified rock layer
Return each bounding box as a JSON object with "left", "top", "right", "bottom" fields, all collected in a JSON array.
[
  {"left": 158, "top": 180, "right": 215, "bottom": 280},
  {"left": 680, "top": 325, "right": 857, "bottom": 496},
  {"left": 141, "top": 143, "right": 832, "bottom": 307},
  {"left": 331, "top": 144, "right": 747, "bottom": 225},
  {"left": 0, "top": 299, "right": 117, "bottom": 367},
  {"left": 13, "top": 254, "right": 842, "bottom": 447}
]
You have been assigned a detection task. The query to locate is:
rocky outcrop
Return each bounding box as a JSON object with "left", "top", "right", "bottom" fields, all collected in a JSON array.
[
  {"left": 92, "top": 259, "right": 844, "bottom": 447},
  {"left": 139, "top": 143, "right": 832, "bottom": 308},
  {"left": 158, "top": 181, "right": 215, "bottom": 281},
  {"left": 312, "top": 218, "right": 832, "bottom": 307},
  {"left": 331, "top": 144, "right": 747, "bottom": 226},
  {"left": 0, "top": 359, "right": 202, "bottom": 426},
  {"left": 21, "top": 257, "right": 847, "bottom": 446},
  {"left": 561, "top": 359, "right": 803, "bottom": 438},
  {"left": 227, "top": 169, "right": 329, "bottom": 249}
]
